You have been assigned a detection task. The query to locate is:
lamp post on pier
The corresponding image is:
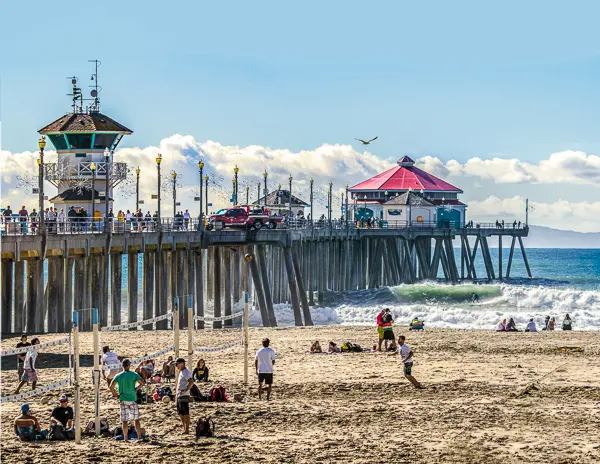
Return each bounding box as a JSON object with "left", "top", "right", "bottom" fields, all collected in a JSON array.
[
  {"left": 204, "top": 175, "right": 209, "bottom": 215},
  {"left": 257, "top": 182, "right": 261, "bottom": 207},
  {"left": 156, "top": 153, "right": 162, "bottom": 229},
  {"left": 135, "top": 166, "right": 140, "bottom": 212},
  {"left": 309, "top": 178, "right": 314, "bottom": 227},
  {"left": 246, "top": 185, "right": 249, "bottom": 206},
  {"left": 288, "top": 174, "right": 293, "bottom": 218},
  {"left": 198, "top": 160, "right": 204, "bottom": 227},
  {"left": 232, "top": 178, "right": 236, "bottom": 205},
  {"left": 328, "top": 181, "right": 333, "bottom": 224},
  {"left": 263, "top": 170, "right": 268, "bottom": 206},
  {"left": 104, "top": 149, "right": 111, "bottom": 229},
  {"left": 90, "top": 162, "right": 97, "bottom": 228},
  {"left": 234, "top": 165, "right": 239, "bottom": 204},
  {"left": 345, "top": 184, "right": 349, "bottom": 227},
  {"left": 172, "top": 171, "right": 178, "bottom": 217},
  {"left": 37, "top": 136, "right": 46, "bottom": 234}
]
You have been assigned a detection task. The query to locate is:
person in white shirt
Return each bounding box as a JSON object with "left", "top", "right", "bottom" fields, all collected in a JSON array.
[
  {"left": 101, "top": 346, "right": 122, "bottom": 387},
  {"left": 496, "top": 319, "right": 507, "bottom": 331},
  {"left": 175, "top": 358, "right": 194, "bottom": 434},
  {"left": 15, "top": 338, "right": 40, "bottom": 394},
  {"left": 255, "top": 338, "right": 276, "bottom": 400},
  {"left": 389, "top": 335, "right": 422, "bottom": 389},
  {"left": 525, "top": 318, "right": 537, "bottom": 332}
]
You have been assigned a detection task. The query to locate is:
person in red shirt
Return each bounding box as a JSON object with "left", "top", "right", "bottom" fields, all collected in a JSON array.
[{"left": 376, "top": 309, "right": 386, "bottom": 351}]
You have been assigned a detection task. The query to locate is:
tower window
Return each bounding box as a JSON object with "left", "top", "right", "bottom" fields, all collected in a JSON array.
[
  {"left": 93, "top": 133, "right": 117, "bottom": 149},
  {"left": 67, "top": 134, "right": 93, "bottom": 149}
]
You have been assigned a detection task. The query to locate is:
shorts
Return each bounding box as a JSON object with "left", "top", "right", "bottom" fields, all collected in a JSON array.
[
  {"left": 17, "top": 361, "right": 24, "bottom": 377},
  {"left": 177, "top": 396, "right": 190, "bottom": 416},
  {"left": 403, "top": 362, "right": 413, "bottom": 376},
  {"left": 377, "top": 326, "right": 384, "bottom": 339},
  {"left": 383, "top": 329, "right": 395, "bottom": 341},
  {"left": 119, "top": 401, "right": 140, "bottom": 422},
  {"left": 258, "top": 373, "right": 273, "bottom": 385},
  {"left": 22, "top": 369, "right": 37, "bottom": 382}
]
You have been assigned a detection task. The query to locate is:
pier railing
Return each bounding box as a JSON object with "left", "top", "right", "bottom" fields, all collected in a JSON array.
[{"left": 0, "top": 216, "right": 528, "bottom": 236}]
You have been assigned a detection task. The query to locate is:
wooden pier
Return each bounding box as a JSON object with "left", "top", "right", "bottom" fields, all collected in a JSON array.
[{"left": 0, "top": 223, "right": 530, "bottom": 334}]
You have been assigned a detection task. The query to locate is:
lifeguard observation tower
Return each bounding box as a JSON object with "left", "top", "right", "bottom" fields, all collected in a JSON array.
[{"left": 39, "top": 61, "right": 132, "bottom": 216}]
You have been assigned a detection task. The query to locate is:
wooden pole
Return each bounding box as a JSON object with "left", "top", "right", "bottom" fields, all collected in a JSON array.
[
  {"left": 243, "top": 290, "right": 249, "bottom": 386},
  {"left": 173, "top": 297, "right": 180, "bottom": 358},
  {"left": 73, "top": 310, "right": 81, "bottom": 444},
  {"left": 92, "top": 308, "right": 100, "bottom": 436},
  {"left": 187, "top": 295, "right": 193, "bottom": 367}
]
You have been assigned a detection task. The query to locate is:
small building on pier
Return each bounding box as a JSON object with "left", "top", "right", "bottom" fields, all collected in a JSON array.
[
  {"left": 253, "top": 189, "right": 309, "bottom": 216},
  {"left": 349, "top": 156, "right": 466, "bottom": 226}
]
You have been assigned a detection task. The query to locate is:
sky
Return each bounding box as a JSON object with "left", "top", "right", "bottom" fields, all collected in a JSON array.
[{"left": 1, "top": 0, "right": 600, "bottom": 232}]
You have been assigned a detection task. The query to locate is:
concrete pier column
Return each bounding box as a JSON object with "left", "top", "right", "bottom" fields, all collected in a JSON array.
[
  {"left": 213, "top": 246, "right": 222, "bottom": 329},
  {"left": 498, "top": 235, "right": 503, "bottom": 281},
  {"left": 90, "top": 254, "right": 105, "bottom": 329},
  {"left": 155, "top": 248, "right": 169, "bottom": 330},
  {"left": 248, "top": 252, "right": 270, "bottom": 326},
  {"left": 110, "top": 252, "right": 122, "bottom": 327},
  {"left": 25, "top": 258, "right": 42, "bottom": 333},
  {"left": 47, "top": 257, "right": 64, "bottom": 333},
  {"left": 101, "top": 254, "right": 109, "bottom": 327},
  {"left": 186, "top": 249, "right": 195, "bottom": 327},
  {"left": 292, "top": 248, "right": 313, "bottom": 325},
  {"left": 317, "top": 241, "right": 324, "bottom": 304},
  {"left": 14, "top": 261, "right": 25, "bottom": 334},
  {"left": 308, "top": 241, "right": 315, "bottom": 305},
  {"left": 128, "top": 252, "right": 139, "bottom": 329},
  {"left": 74, "top": 257, "right": 87, "bottom": 330},
  {"left": 2, "top": 259, "right": 14, "bottom": 333},
  {"left": 232, "top": 247, "right": 240, "bottom": 305},
  {"left": 257, "top": 245, "right": 276, "bottom": 325},
  {"left": 284, "top": 248, "right": 303, "bottom": 326},
  {"left": 143, "top": 250, "right": 155, "bottom": 329},
  {"left": 195, "top": 250, "right": 205, "bottom": 329},
  {"left": 63, "top": 258, "right": 73, "bottom": 332},
  {"left": 206, "top": 247, "right": 214, "bottom": 300},
  {"left": 224, "top": 247, "right": 232, "bottom": 327},
  {"left": 176, "top": 249, "right": 186, "bottom": 328}
]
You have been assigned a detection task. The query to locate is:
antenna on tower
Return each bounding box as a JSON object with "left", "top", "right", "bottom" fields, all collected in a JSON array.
[
  {"left": 88, "top": 59, "right": 101, "bottom": 112},
  {"left": 66, "top": 76, "right": 83, "bottom": 113}
]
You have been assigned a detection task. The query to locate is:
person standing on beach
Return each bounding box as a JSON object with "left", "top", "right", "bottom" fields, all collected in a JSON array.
[
  {"left": 101, "top": 346, "right": 122, "bottom": 387},
  {"left": 376, "top": 309, "right": 386, "bottom": 351},
  {"left": 175, "top": 358, "right": 194, "bottom": 434},
  {"left": 109, "top": 359, "right": 145, "bottom": 442},
  {"left": 16, "top": 334, "right": 31, "bottom": 383},
  {"left": 390, "top": 335, "right": 422, "bottom": 389},
  {"left": 255, "top": 338, "right": 276, "bottom": 401},
  {"left": 15, "top": 338, "right": 40, "bottom": 394}
]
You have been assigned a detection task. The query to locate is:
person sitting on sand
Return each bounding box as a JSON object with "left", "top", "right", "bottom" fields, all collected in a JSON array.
[
  {"left": 496, "top": 319, "right": 507, "bottom": 331},
  {"left": 310, "top": 341, "right": 322, "bottom": 353},
  {"left": 562, "top": 314, "right": 572, "bottom": 331},
  {"left": 542, "top": 315, "right": 550, "bottom": 330},
  {"left": 14, "top": 404, "right": 45, "bottom": 441},
  {"left": 136, "top": 357, "right": 154, "bottom": 381},
  {"left": 192, "top": 359, "right": 209, "bottom": 382},
  {"left": 386, "top": 340, "right": 398, "bottom": 352},
  {"left": 548, "top": 317, "right": 556, "bottom": 331},
  {"left": 50, "top": 394, "right": 73, "bottom": 429},
  {"left": 328, "top": 341, "right": 340, "bottom": 353},
  {"left": 161, "top": 356, "right": 176, "bottom": 382},
  {"left": 505, "top": 318, "right": 519, "bottom": 332},
  {"left": 525, "top": 318, "right": 537, "bottom": 332}
]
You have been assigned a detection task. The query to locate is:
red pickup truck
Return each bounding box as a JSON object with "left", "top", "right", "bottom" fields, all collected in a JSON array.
[{"left": 206, "top": 206, "right": 282, "bottom": 230}]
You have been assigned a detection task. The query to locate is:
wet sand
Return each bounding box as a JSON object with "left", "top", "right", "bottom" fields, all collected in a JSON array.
[{"left": 1, "top": 327, "right": 599, "bottom": 464}]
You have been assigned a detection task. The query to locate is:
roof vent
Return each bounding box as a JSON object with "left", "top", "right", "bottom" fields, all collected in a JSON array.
[{"left": 397, "top": 156, "right": 415, "bottom": 167}]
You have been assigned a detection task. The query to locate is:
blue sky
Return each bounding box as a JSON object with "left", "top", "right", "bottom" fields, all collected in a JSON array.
[{"left": 1, "top": 0, "right": 600, "bottom": 231}]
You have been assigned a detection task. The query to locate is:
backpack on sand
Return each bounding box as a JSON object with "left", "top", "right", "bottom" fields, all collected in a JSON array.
[
  {"left": 84, "top": 417, "right": 110, "bottom": 436},
  {"left": 195, "top": 417, "right": 215, "bottom": 438},
  {"left": 210, "top": 386, "right": 227, "bottom": 402}
]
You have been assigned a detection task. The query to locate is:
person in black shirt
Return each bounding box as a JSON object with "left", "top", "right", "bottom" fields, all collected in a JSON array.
[
  {"left": 50, "top": 395, "right": 73, "bottom": 429},
  {"left": 16, "top": 334, "right": 31, "bottom": 381},
  {"left": 192, "top": 359, "right": 209, "bottom": 382}
]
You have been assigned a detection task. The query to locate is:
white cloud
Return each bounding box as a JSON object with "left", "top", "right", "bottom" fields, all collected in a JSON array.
[{"left": 417, "top": 150, "right": 600, "bottom": 185}]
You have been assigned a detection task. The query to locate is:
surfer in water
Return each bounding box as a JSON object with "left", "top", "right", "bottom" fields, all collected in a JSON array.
[{"left": 471, "top": 292, "right": 480, "bottom": 303}]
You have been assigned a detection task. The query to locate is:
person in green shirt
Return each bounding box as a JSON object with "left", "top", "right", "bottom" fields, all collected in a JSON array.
[{"left": 109, "top": 359, "right": 145, "bottom": 441}]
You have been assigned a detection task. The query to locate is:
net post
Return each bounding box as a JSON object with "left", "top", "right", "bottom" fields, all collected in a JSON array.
[
  {"left": 72, "top": 310, "right": 81, "bottom": 444},
  {"left": 92, "top": 308, "right": 100, "bottom": 436},
  {"left": 187, "top": 295, "right": 193, "bottom": 367},
  {"left": 244, "top": 291, "right": 249, "bottom": 386},
  {"left": 173, "top": 297, "right": 180, "bottom": 359}
]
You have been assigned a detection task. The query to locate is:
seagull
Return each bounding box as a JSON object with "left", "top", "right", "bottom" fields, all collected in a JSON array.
[{"left": 355, "top": 136, "right": 378, "bottom": 145}]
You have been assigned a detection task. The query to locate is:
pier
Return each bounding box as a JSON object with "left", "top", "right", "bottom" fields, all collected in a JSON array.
[{"left": 0, "top": 219, "right": 530, "bottom": 334}]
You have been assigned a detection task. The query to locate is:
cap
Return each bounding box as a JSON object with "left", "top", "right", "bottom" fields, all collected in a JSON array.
[
  {"left": 59, "top": 395, "right": 68, "bottom": 402},
  {"left": 20, "top": 404, "right": 30, "bottom": 414},
  {"left": 175, "top": 358, "right": 185, "bottom": 364}
]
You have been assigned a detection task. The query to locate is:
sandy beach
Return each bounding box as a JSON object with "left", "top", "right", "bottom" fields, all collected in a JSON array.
[{"left": 1, "top": 326, "right": 599, "bottom": 464}]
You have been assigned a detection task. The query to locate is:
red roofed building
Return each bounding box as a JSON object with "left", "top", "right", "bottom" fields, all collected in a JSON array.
[{"left": 349, "top": 156, "right": 466, "bottom": 226}]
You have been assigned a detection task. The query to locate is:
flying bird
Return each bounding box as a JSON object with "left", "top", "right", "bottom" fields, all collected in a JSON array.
[{"left": 355, "top": 136, "right": 378, "bottom": 145}]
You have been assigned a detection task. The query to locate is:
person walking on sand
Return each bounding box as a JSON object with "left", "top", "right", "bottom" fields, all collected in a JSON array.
[
  {"left": 101, "top": 345, "right": 122, "bottom": 387},
  {"left": 175, "top": 358, "right": 194, "bottom": 434},
  {"left": 109, "top": 359, "right": 145, "bottom": 442},
  {"left": 390, "top": 335, "right": 422, "bottom": 389},
  {"left": 255, "top": 338, "right": 276, "bottom": 401},
  {"left": 15, "top": 338, "right": 40, "bottom": 394},
  {"left": 16, "top": 334, "right": 31, "bottom": 383}
]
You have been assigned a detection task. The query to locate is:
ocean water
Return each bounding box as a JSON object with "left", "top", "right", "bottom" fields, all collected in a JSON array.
[{"left": 247, "top": 249, "right": 600, "bottom": 331}]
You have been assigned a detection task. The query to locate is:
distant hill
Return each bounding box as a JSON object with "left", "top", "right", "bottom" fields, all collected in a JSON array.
[{"left": 478, "top": 225, "right": 600, "bottom": 248}]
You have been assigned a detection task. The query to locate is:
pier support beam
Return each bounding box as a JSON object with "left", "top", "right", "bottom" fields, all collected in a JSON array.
[
  {"left": 292, "top": 248, "right": 313, "bottom": 326},
  {"left": 518, "top": 236, "right": 533, "bottom": 278},
  {"left": 26, "top": 258, "right": 43, "bottom": 333},
  {"left": 2, "top": 259, "right": 13, "bottom": 334},
  {"left": 224, "top": 247, "right": 232, "bottom": 327},
  {"left": 257, "top": 245, "right": 277, "bottom": 326},
  {"left": 143, "top": 251, "right": 155, "bottom": 329},
  {"left": 212, "top": 247, "right": 222, "bottom": 329},
  {"left": 47, "top": 257, "right": 64, "bottom": 333},
  {"left": 248, "top": 251, "right": 269, "bottom": 326},
  {"left": 195, "top": 249, "right": 204, "bottom": 329},
  {"left": 308, "top": 241, "right": 315, "bottom": 305},
  {"left": 506, "top": 236, "right": 516, "bottom": 279},
  {"left": 498, "top": 235, "right": 503, "bottom": 281},
  {"left": 74, "top": 257, "right": 88, "bottom": 330},
  {"left": 284, "top": 248, "right": 303, "bottom": 326},
  {"left": 111, "top": 252, "right": 122, "bottom": 327},
  {"left": 128, "top": 252, "right": 139, "bottom": 329},
  {"left": 14, "top": 261, "right": 25, "bottom": 334}
]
